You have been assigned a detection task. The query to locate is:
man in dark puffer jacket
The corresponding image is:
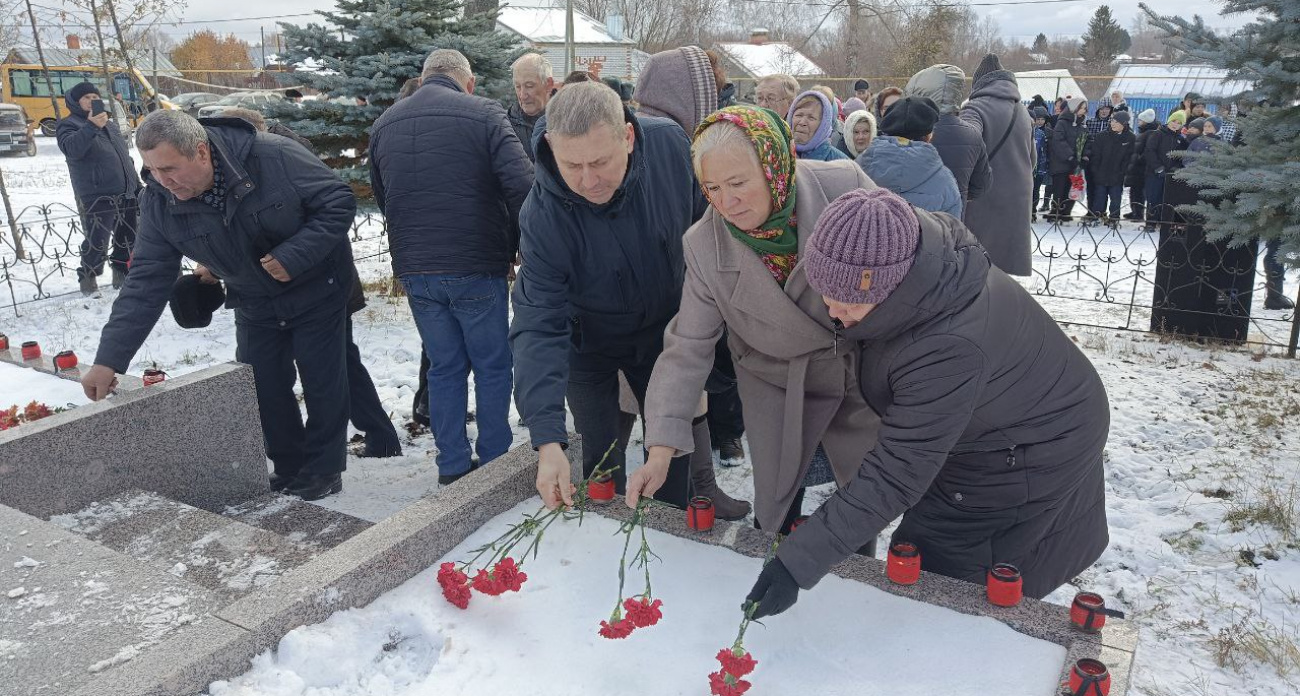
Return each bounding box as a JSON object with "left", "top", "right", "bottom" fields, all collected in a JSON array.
[
  {"left": 370, "top": 49, "right": 533, "bottom": 485},
  {"left": 57, "top": 81, "right": 142, "bottom": 296}
]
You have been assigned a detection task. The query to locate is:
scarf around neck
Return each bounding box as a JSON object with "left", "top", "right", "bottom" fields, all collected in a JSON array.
[{"left": 694, "top": 106, "right": 800, "bottom": 285}]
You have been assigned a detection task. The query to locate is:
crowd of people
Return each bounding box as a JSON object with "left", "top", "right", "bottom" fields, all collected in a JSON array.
[{"left": 69, "top": 46, "right": 1145, "bottom": 615}]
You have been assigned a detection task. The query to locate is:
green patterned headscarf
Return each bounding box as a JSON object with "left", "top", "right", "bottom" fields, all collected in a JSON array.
[{"left": 693, "top": 106, "right": 800, "bottom": 285}]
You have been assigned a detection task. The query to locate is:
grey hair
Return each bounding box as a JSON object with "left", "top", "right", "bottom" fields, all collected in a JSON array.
[
  {"left": 545, "top": 81, "right": 624, "bottom": 138},
  {"left": 422, "top": 49, "right": 472, "bottom": 85},
  {"left": 757, "top": 74, "right": 800, "bottom": 99},
  {"left": 691, "top": 120, "right": 759, "bottom": 179},
  {"left": 512, "top": 53, "right": 553, "bottom": 82},
  {"left": 135, "top": 109, "right": 208, "bottom": 157}
]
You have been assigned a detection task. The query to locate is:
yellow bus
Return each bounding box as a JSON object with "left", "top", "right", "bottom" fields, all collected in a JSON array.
[{"left": 1, "top": 63, "right": 175, "bottom": 136}]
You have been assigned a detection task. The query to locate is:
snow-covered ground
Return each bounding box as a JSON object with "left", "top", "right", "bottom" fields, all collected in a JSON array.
[
  {"left": 1, "top": 136, "right": 1299, "bottom": 694},
  {"left": 206, "top": 499, "right": 1066, "bottom": 696},
  {"left": 1, "top": 361, "right": 90, "bottom": 410}
]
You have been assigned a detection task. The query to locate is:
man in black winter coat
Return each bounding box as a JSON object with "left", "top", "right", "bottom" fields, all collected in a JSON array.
[
  {"left": 57, "top": 82, "right": 142, "bottom": 296},
  {"left": 82, "top": 110, "right": 359, "bottom": 501},
  {"left": 1082, "top": 111, "right": 1136, "bottom": 221},
  {"left": 512, "top": 82, "right": 710, "bottom": 512},
  {"left": 370, "top": 49, "right": 534, "bottom": 485},
  {"left": 1142, "top": 113, "right": 1188, "bottom": 227},
  {"left": 1124, "top": 109, "right": 1159, "bottom": 220},
  {"left": 1047, "top": 97, "right": 1087, "bottom": 220}
]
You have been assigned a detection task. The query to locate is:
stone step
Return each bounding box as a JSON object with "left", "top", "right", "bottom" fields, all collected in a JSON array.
[
  {"left": 49, "top": 491, "right": 316, "bottom": 601},
  {"left": 220, "top": 493, "right": 372, "bottom": 552}
]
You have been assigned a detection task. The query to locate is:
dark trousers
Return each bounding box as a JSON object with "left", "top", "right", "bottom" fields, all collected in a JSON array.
[
  {"left": 346, "top": 319, "right": 401, "bottom": 450},
  {"left": 1127, "top": 183, "right": 1145, "bottom": 218},
  {"left": 78, "top": 196, "right": 137, "bottom": 280},
  {"left": 412, "top": 347, "right": 430, "bottom": 426},
  {"left": 705, "top": 335, "right": 744, "bottom": 446},
  {"left": 403, "top": 273, "right": 513, "bottom": 476},
  {"left": 1050, "top": 173, "right": 1075, "bottom": 218},
  {"left": 235, "top": 300, "right": 350, "bottom": 480},
  {"left": 567, "top": 347, "right": 691, "bottom": 508},
  {"left": 1084, "top": 172, "right": 1103, "bottom": 216},
  {"left": 1092, "top": 184, "right": 1123, "bottom": 219},
  {"left": 1144, "top": 175, "right": 1167, "bottom": 224},
  {"left": 1264, "top": 238, "right": 1288, "bottom": 297},
  {"left": 1031, "top": 180, "right": 1048, "bottom": 211}
]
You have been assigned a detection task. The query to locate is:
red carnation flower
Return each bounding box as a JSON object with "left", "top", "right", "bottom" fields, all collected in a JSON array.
[
  {"left": 471, "top": 568, "right": 508, "bottom": 596},
  {"left": 708, "top": 670, "right": 752, "bottom": 696},
  {"left": 598, "top": 616, "right": 636, "bottom": 639},
  {"left": 716, "top": 648, "right": 758, "bottom": 677},
  {"left": 0, "top": 406, "right": 20, "bottom": 430},
  {"left": 623, "top": 597, "right": 663, "bottom": 628},
  {"left": 493, "top": 557, "right": 528, "bottom": 593},
  {"left": 22, "top": 401, "right": 52, "bottom": 422},
  {"left": 436, "top": 562, "right": 472, "bottom": 609}
]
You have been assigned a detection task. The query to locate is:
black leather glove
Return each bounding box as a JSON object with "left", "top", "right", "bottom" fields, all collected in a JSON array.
[{"left": 746, "top": 557, "right": 800, "bottom": 619}]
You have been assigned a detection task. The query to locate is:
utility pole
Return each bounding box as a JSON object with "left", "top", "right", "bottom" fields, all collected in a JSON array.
[
  {"left": 23, "top": 0, "right": 61, "bottom": 133},
  {"left": 565, "top": 0, "right": 574, "bottom": 75},
  {"left": 845, "top": 0, "right": 862, "bottom": 81},
  {"left": 87, "top": 0, "right": 118, "bottom": 107},
  {"left": 260, "top": 26, "right": 268, "bottom": 88}
]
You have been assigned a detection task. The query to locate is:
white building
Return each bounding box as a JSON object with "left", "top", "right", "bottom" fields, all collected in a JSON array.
[
  {"left": 1014, "top": 69, "right": 1087, "bottom": 103},
  {"left": 495, "top": 6, "right": 639, "bottom": 80},
  {"left": 712, "top": 29, "right": 826, "bottom": 80}
]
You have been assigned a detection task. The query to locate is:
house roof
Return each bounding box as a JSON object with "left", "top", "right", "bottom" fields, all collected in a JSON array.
[
  {"left": 4, "top": 47, "right": 183, "bottom": 78},
  {"left": 713, "top": 41, "right": 824, "bottom": 78},
  {"left": 1105, "top": 63, "right": 1252, "bottom": 100},
  {"left": 1014, "top": 69, "right": 1086, "bottom": 102},
  {"left": 496, "top": 6, "right": 634, "bottom": 45}
]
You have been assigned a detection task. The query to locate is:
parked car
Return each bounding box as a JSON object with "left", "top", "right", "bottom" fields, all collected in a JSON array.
[
  {"left": 171, "top": 92, "right": 222, "bottom": 117},
  {"left": 195, "top": 92, "right": 285, "bottom": 119},
  {"left": 0, "top": 103, "right": 37, "bottom": 157}
]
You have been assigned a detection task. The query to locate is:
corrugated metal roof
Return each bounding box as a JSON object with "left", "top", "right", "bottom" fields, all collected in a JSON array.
[
  {"left": 1014, "top": 69, "right": 1086, "bottom": 102},
  {"left": 5, "top": 47, "right": 183, "bottom": 78},
  {"left": 496, "top": 7, "right": 634, "bottom": 45},
  {"left": 1106, "top": 64, "right": 1252, "bottom": 100},
  {"left": 713, "top": 42, "right": 824, "bottom": 78}
]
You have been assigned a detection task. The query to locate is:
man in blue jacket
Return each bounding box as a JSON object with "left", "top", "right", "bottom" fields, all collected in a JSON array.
[
  {"left": 57, "top": 82, "right": 141, "bottom": 297},
  {"left": 512, "top": 81, "right": 742, "bottom": 514},
  {"left": 369, "top": 49, "right": 533, "bottom": 485},
  {"left": 81, "top": 110, "right": 358, "bottom": 501}
]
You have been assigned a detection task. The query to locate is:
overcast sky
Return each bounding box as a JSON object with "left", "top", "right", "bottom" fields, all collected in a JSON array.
[{"left": 141, "top": 0, "right": 1254, "bottom": 53}]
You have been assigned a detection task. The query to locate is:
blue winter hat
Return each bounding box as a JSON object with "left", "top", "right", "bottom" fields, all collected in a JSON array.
[{"left": 1206, "top": 115, "right": 1223, "bottom": 132}]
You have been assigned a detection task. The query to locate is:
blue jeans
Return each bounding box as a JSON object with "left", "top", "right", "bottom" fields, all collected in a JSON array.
[
  {"left": 402, "top": 273, "right": 513, "bottom": 475},
  {"left": 1144, "top": 175, "right": 1166, "bottom": 224},
  {"left": 1092, "top": 184, "right": 1123, "bottom": 218}
]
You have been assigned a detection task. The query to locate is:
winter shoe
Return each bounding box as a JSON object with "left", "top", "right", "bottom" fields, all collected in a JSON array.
[
  {"left": 269, "top": 472, "right": 294, "bottom": 492},
  {"left": 438, "top": 458, "right": 481, "bottom": 486},
  {"left": 284, "top": 472, "right": 343, "bottom": 501},
  {"left": 361, "top": 433, "right": 403, "bottom": 458},
  {"left": 1265, "top": 279, "right": 1295, "bottom": 310},
  {"left": 717, "top": 437, "right": 746, "bottom": 467},
  {"left": 691, "top": 442, "right": 751, "bottom": 521},
  {"left": 111, "top": 266, "right": 126, "bottom": 289},
  {"left": 79, "top": 274, "right": 98, "bottom": 297}
]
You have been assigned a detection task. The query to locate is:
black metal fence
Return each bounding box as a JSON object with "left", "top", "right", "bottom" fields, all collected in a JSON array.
[{"left": 3, "top": 199, "right": 1297, "bottom": 355}]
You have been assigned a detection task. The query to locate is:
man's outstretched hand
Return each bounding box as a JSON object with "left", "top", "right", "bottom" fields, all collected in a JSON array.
[
  {"left": 81, "top": 364, "right": 118, "bottom": 401},
  {"left": 536, "top": 443, "right": 575, "bottom": 510}
]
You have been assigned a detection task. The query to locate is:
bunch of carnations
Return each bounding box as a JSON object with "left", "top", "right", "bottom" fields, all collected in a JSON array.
[
  {"left": 598, "top": 498, "right": 665, "bottom": 639},
  {"left": 437, "top": 444, "right": 620, "bottom": 610},
  {"left": 708, "top": 539, "right": 779, "bottom": 694},
  {"left": 0, "top": 402, "right": 56, "bottom": 431}
]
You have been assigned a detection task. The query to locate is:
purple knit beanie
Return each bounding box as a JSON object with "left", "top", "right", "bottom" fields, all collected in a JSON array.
[{"left": 805, "top": 188, "right": 920, "bottom": 305}]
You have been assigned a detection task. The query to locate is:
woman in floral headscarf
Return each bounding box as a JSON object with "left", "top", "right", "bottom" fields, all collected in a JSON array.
[{"left": 631, "top": 105, "right": 882, "bottom": 536}]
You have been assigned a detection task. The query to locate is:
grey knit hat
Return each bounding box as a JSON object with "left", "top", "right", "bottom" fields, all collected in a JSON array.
[{"left": 805, "top": 188, "right": 920, "bottom": 305}]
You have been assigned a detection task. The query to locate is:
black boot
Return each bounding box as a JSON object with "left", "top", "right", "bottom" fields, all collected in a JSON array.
[
  {"left": 438, "top": 458, "right": 481, "bottom": 486},
  {"left": 285, "top": 472, "right": 343, "bottom": 501},
  {"left": 362, "top": 433, "right": 403, "bottom": 458},
  {"left": 111, "top": 266, "right": 126, "bottom": 289},
  {"left": 717, "top": 437, "right": 745, "bottom": 467},
  {"left": 1265, "top": 280, "right": 1295, "bottom": 310},
  {"left": 269, "top": 472, "right": 295, "bottom": 492}
]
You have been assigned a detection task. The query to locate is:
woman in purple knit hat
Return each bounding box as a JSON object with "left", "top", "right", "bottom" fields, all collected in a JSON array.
[{"left": 745, "top": 187, "right": 1111, "bottom": 618}]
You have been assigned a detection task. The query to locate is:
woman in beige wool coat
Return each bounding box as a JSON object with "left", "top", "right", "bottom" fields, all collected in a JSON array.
[{"left": 628, "top": 105, "right": 881, "bottom": 533}]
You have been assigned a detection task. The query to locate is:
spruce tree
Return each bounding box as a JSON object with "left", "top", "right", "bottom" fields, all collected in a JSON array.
[
  {"left": 1141, "top": 1, "right": 1300, "bottom": 258},
  {"left": 1031, "top": 33, "right": 1049, "bottom": 55},
  {"left": 1079, "top": 6, "right": 1131, "bottom": 72},
  {"left": 269, "top": 0, "right": 521, "bottom": 187}
]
